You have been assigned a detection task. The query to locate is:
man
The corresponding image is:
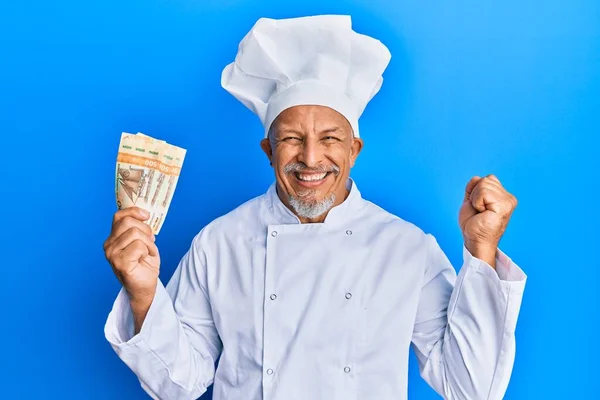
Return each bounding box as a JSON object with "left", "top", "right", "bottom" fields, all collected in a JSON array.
[{"left": 104, "top": 15, "right": 526, "bottom": 400}]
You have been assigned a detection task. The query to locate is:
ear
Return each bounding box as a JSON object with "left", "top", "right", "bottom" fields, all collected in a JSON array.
[
  {"left": 260, "top": 138, "right": 273, "bottom": 166},
  {"left": 349, "top": 137, "right": 363, "bottom": 168}
]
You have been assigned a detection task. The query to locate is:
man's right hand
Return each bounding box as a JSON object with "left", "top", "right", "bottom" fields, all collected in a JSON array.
[{"left": 104, "top": 207, "right": 161, "bottom": 333}]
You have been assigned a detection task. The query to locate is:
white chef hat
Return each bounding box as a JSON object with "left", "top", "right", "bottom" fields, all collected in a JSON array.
[{"left": 220, "top": 15, "right": 391, "bottom": 138}]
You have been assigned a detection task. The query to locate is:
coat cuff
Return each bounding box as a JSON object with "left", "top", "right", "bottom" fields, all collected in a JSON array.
[
  {"left": 463, "top": 245, "right": 527, "bottom": 286},
  {"left": 104, "top": 280, "right": 171, "bottom": 350},
  {"left": 455, "top": 245, "right": 528, "bottom": 336}
]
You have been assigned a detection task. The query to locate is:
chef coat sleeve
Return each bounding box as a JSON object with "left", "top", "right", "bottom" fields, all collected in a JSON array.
[
  {"left": 104, "top": 231, "right": 222, "bottom": 400},
  {"left": 411, "top": 234, "right": 527, "bottom": 400}
]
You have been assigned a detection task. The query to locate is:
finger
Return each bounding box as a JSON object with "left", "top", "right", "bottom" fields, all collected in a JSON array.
[
  {"left": 480, "top": 174, "right": 504, "bottom": 191},
  {"left": 112, "top": 207, "right": 151, "bottom": 226},
  {"left": 106, "top": 216, "right": 155, "bottom": 249},
  {"left": 486, "top": 174, "right": 501, "bottom": 184},
  {"left": 470, "top": 184, "right": 489, "bottom": 213},
  {"left": 475, "top": 177, "right": 514, "bottom": 209},
  {"left": 463, "top": 176, "right": 482, "bottom": 203},
  {"left": 481, "top": 175, "right": 517, "bottom": 210},
  {"left": 119, "top": 240, "right": 150, "bottom": 266},
  {"left": 111, "top": 236, "right": 159, "bottom": 268},
  {"left": 470, "top": 183, "right": 506, "bottom": 213},
  {"left": 510, "top": 193, "right": 518, "bottom": 209},
  {"left": 107, "top": 227, "right": 158, "bottom": 260}
]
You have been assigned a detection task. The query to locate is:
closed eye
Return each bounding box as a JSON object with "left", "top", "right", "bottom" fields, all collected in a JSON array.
[{"left": 283, "top": 137, "right": 302, "bottom": 142}]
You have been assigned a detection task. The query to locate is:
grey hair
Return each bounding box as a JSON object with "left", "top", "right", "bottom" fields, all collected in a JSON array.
[{"left": 267, "top": 122, "right": 277, "bottom": 145}]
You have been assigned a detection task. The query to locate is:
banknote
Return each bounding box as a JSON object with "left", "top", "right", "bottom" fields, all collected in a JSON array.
[
  {"left": 115, "top": 132, "right": 158, "bottom": 211},
  {"left": 115, "top": 132, "right": 186, "bottom": 234},
  {"left": 148, "top": 143, "right": 187, "bottom": 234},
  {"left": 133, "top": 133, "right": 166, "bottom": 219}
]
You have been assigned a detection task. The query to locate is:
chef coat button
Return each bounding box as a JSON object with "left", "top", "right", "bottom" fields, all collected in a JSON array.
[
  {"left": 270, "top": 294, "right": 277, "bottom": 300},
  {"left": 346, "top": 230, "right": 352, "bottom": 235},
  {"left": 344, "top": 367, "right": 351, "bottom": 373},
  {"left": 271, "top": 231, "right": 278, "bottom": 237},
  {"left": 345, "top": 293, "right": 352, "bottom": 299},
  {"left": 267, "top": 368, "right": 274, "bottom": 375}
]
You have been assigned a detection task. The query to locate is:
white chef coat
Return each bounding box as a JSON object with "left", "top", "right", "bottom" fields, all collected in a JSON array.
[{"left": 105, "top": 178, "right": 527, "bottom": 400}]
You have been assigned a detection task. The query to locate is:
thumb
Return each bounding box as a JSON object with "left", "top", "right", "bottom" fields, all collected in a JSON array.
[{"left": 463, "top": 176, "right": 482, "bottom": 203}]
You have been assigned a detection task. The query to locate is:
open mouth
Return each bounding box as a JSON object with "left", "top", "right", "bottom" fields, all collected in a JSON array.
[{"left": 293, "top": 171, "right": 332, "bottom": 187}]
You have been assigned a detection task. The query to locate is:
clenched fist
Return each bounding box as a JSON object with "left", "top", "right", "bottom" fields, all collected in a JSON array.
[
  {"left": 459, "top": 175, "right": 518, "bottom": 269},
  {"left": 104, "top": 207, "right": 160, "bottom": 332}
]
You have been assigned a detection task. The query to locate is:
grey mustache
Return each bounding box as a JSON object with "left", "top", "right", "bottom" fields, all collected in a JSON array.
[{"left": 283, "top": 163, "right": 340, "bottom": 175}]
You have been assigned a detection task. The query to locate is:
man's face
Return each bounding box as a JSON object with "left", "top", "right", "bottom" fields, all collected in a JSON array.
[{"left": 260, "top": 105, "right": 363, "bottom": 222}]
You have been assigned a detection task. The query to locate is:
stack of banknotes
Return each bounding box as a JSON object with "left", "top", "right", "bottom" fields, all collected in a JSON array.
[{"left": 115, "top": 132, "right": 187, "bottom": 234}]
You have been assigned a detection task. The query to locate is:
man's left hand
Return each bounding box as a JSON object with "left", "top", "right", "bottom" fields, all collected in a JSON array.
[{"left": 459, "top": 175, "right": 518, "bottom": 269}]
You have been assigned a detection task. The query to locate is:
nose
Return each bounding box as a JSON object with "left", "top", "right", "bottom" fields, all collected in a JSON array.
[{"left": 297, "top": 136, "right": 324, "bottom": 168}]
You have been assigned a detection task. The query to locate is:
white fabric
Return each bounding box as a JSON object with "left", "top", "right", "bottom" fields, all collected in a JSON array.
[
  {"left": 220, "top": 15, "right": 392, "bottom": 137},
  {"left": 105, "top": 179, "right": 527, "bottom": 400}
]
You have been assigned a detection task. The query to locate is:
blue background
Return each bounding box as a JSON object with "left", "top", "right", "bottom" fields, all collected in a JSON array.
[{"left": 1, "top": 0, "right": 598, "bottom": 398}]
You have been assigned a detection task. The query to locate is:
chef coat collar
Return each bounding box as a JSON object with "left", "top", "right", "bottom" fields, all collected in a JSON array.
[{"left": 267, "top": 178, "right": 361, "bottom": 226}]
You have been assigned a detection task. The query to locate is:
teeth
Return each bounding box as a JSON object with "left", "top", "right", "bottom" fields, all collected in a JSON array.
[{"left": 298, "top": 172, "right": 327, "bottom": 181}]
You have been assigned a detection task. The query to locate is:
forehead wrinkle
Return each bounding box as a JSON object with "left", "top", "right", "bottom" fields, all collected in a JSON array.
[
  {"left": 319, "top": 127, "right": 343, "bottom": 134},
  {"left": 275, "top": 122, "right": 316, "bottom": 137},
  {"left": 272, "top": 107, "right": 352, "bottom": 139},
  {"left": 280, "top": 121, "right": 345, "bottom": 133},
  {"left": 277, "top": 127, "right": 304, "bottom": 135}
]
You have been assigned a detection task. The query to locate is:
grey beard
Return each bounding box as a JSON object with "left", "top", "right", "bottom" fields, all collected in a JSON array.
[
  {"left": 282, "top": 162, "right": 340, "bottom": 219},
  {"left": 288, "top": 191, "right": 336, "bottom": 219}
]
